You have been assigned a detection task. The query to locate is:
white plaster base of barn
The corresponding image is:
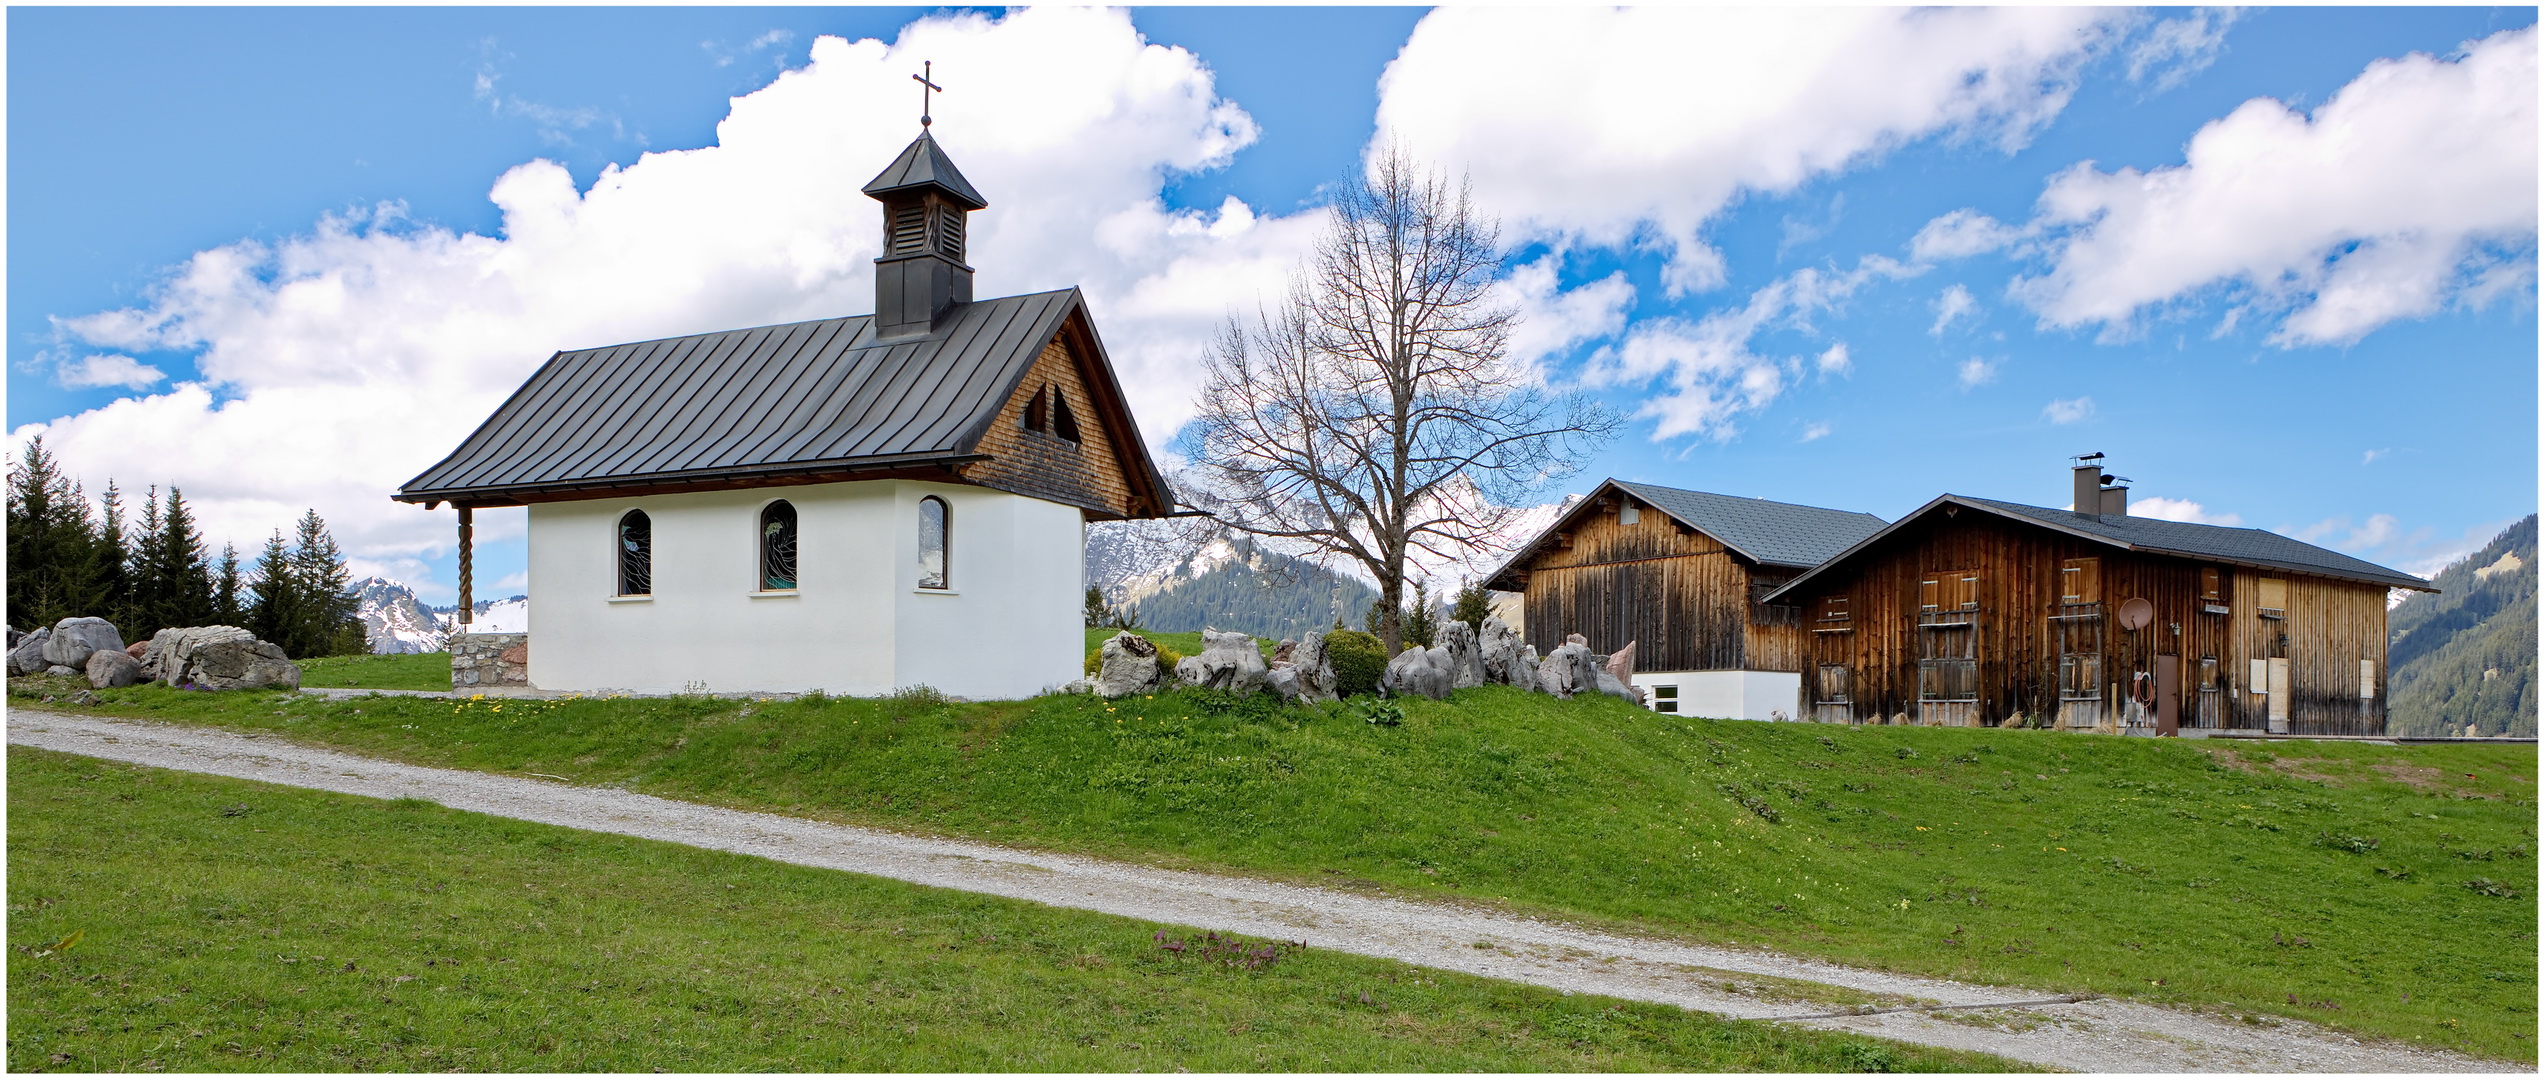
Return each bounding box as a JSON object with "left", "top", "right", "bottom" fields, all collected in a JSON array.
[
  {"left": 1634, "top": 669, "right": 1801, "bottom": 721},
  {"left": 9, "top": 710, "right": 2508, "bottom": 1074}
]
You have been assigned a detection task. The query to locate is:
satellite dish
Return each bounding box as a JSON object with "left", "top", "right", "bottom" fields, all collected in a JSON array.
[{"left": 2118, "top": 597, "right": 2155, "bottom": 630}]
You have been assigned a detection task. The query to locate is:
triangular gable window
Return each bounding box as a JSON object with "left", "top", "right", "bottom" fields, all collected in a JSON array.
[{"left": 1052, "top": 389, "right": 1081, "bottom": 444}]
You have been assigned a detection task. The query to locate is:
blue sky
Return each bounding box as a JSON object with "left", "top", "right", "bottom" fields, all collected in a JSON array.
[{"left": 8, "top": 7, "right": 2535, "bottom": 603}]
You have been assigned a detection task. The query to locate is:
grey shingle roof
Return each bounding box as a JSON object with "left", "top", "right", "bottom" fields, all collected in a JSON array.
[
  {"left": 1762, "top": 493, "right": 2434, "bottom": 602},
  {"left": 395, "top": 288, "right": 1166, "bottom": 511},
  {"left": 1612, "top": 481, "right": 1890, "bottom": 570},
  {"left": 861, "top": 132, "right": 986, "bottom": 210},
  {"left": 1483, "top": 479, "right": 1886, "bottom": 589}
]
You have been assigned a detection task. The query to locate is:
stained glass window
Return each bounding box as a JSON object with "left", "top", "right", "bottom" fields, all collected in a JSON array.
[
  {"left": 616, "top": 510, "right": 651, "bottom": 596},
  {"left": 918, "top": 496, "right": 949, "bottom": 589},
  {"left": 760, "top": 500, "right": 798, "bottom": 591}
]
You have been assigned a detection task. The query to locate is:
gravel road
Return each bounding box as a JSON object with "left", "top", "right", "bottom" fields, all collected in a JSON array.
[{"left": 8, "top": 709, "right": 2513, "bottom": 1073}]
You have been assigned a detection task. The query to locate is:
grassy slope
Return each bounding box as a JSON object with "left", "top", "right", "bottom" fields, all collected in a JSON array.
[
  {"left": 4, "top": 747, "right": 2007, "bottom": 1073},
  {"left": 296, "top": 651, "right": 451, "bottom": 692},
  {"left": 14, "top": 676, "right": 2537, "bottom": 1061}
]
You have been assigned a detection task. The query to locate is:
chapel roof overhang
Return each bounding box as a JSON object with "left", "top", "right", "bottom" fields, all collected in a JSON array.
[{"left": 393, "top": 287, "right": 1174, "bottom": 519}]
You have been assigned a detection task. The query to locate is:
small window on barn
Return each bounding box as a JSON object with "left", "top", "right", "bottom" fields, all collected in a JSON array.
[
  {"left": 918, "top": 496, "right": 950, "bottom": 589},
  {"left": 1023, "top": 385, "right": 1048, "bottom": 432},
  {"left": 2058, "top": 558, "right": 2101, "bottom": 605},
  {"left": 1051, "top": 390, "right": 1081, "bottom": 444},
  {"left": 2256, "top": 576, "right": 2288, "bottom": 620},
  {"left": 616, "top": 510, "right": 652, "bottom": 597},
  {"left": 759, "top": 500, "right": 798, "bottom": 591},
  {"left": 1922, "top": 570, "right": 1978, "bottom": 614},
  {"left": 1650, "top": 684, "right": 1677, "bottom": 714},
  {"left": 2200, "top": 567, "right": 2227, "bottom": 614}
]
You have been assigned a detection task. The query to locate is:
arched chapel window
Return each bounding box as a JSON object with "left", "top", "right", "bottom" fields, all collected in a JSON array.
[
  {"left": 759, "top": 500, "right": 798, "bottom": 591},
  {"left": 616, "top": 510, "right": 652, "bottom": 596},
  {"left": 918, "top": 496, "right": 950, "bottom": 589}
]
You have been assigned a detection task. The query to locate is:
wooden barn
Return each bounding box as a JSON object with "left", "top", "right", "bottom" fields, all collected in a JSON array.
[
  {"left": 1483, "top": 479, "right": 1886, "bottom": 720},
  {"left": 1762, "top": 462, "right": 2435, "bottom": 735}
]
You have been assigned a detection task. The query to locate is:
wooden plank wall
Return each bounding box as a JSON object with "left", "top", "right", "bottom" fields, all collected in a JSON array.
[
  {"left": 1518, "top": 500, "right": 1759, "bottom": 672},
  {"left": 1796, "top": 510, "right": 2391, "bottom": 733},
  {"left": 965, "top": 330, "right": 1138, "bottom": 519}
]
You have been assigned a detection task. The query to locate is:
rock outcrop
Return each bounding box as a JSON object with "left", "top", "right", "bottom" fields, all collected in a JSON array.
[
  {"left": 1175, "top": 628, "right": 1270, "bottom": 695},
  {"left": 1436, "top": 621, "right": 1486, "bottom": 690},
  {"left": 140, "top": 626, "right": 301, "bottom": 691},
  {"left": 9, "top": 629, "right": 53, "bottom": 676},
  {"left": 42, "top": 617, "right": 124, "bottom": 672},
  {"left": 1534, "top": 641, "right": 1603, "bottom": 699},
  {"left": 84, "top": 649, "right": 141, "bottom": 689},
  {"left": 1092, "top": 631, "right": 1167, "bottom": 698},
  {"left": 1382, "top": 644, "right": 1455, "bottom": 701},
  {"left": 1478, "top": 616, "right": 1532, "bottom": 688}
]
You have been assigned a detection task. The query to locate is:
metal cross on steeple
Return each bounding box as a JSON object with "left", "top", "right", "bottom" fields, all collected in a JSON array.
[{"left": 913, "top": 61, "right": 942, "bottom": 128}]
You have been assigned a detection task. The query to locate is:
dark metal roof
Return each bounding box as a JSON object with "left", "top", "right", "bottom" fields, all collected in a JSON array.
[
  {"left": 1483, "top": 478, "right": 1886, "bottom": 589},
  {"left": 1763, "top": 493, "right": 2435, "bottom": 602},
  {"left": 1612, "top": 480, "right": 1889, "bottom": 570},
  {"left": 396, "top": 288, "right": 1166, "bottom": 511},
  {"left": 861, "top": 131, "right": 986, "bottom": 210}
]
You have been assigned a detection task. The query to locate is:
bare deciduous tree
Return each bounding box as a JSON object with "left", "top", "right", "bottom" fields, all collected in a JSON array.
[{"left": 1187, "top": 148, "right": 1618, "bottom": 653}]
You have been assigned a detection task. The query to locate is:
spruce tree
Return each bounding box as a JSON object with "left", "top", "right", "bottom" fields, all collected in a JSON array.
[
  {"left": 159, "top": 488, "right": 215, "bottom": 629},
  {"left": 129, "top": 486, "right": 167, "bottom": 636},
  {"left": 287, "top": 509, "right": 362, "bottom": 657},
  {"left": 5, "top": 437, "right": 104, "bottom": 629},
  {"left": 1450, "top": 583, "right": 1493, "bottom": 637},
  {"left": 95, "top": 481, "right": 132, "bottom": 632},
  {"left": 247, "top": 530, "right": 299, "bottom": 652},
  {"left": 210, "top": 543, "right": 245, "bottom": 627}
]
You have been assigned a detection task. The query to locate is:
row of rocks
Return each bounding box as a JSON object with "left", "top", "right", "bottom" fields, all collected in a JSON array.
[
  {"left": 1380, "top": 617, "right": 1641, "bottom": 704},
  {"left": 1074, "top": 616, "right": 1640, "bottom": 707},
  {"left": 7, "top": 616, "right": 300, "bottom": 691},
  {"left": 1079, "top": 628, "right": 1344, "bottom": 705}
]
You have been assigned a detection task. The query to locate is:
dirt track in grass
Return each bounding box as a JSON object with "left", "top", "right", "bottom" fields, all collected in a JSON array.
[{"left": 9, "top": 709, "right": 2511, "bottom": 1074}]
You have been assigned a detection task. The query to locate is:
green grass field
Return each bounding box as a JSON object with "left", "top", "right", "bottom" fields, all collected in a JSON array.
[
  {"left": 12, "top": 675, "right": 2536, "bottom": 1061},
  {"left": 4, "top": 747, "right": 2010, "bottom": 1072},
  {"left": 295, "top": 651, "right": 450, "bottom": 692}
]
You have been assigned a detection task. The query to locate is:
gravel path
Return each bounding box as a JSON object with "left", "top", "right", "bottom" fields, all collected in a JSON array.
[{"left": 9, "top": 709, "right": 2511, "bottom": 1073}]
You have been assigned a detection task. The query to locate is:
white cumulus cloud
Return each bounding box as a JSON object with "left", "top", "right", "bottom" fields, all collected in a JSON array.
[
  {"left": 2012, "top": 27, "right": 2538, "bottom": 345},
  {"left": 1957, "top": 356, "right": 1997, "bottom": 389},
  {"left": 1930, "top": 283, "right": 1977, "bottom": 335},
  {"left": 2041, "top": 395, "right": 2094, "bottom": 424},
  {"left": 1375, "top": 7, "right": 2117, "bottom": 295},
  {"left": 14, "top": 8, "right": 1314, "bottom": 602},
  {"left": 2132, "top": 495, "right": 2242, "bottom": 526},
  {"left": 1584, "top": 257, "right": 1918, "bottom": 439},
  {"left": 1815, "top": 342, "right": 1852, "bottom": 378},
  {"left": 53, "top": 353, "right": 167, "bottom": 391}
]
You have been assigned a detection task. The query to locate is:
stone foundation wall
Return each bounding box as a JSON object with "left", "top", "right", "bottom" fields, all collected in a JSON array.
[{"left": 452, "top": 633, "right": 528, "bottom": 689}]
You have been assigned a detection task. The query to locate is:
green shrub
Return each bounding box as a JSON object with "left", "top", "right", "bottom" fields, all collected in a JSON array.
[
  {"left": 1083, "top": 633, "right": 1183, "bottom": 677},
  {"left": 1322, "top": 629, "right": 1387, "bottom": 697}
]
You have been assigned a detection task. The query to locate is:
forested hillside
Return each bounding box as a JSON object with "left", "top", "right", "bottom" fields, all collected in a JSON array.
[
  {"left": 2387, "top": 514, "right": 2536, "bottom": 738},
  {"left": 1128, "top": 540, "right": 1379, "bottom": 642}
]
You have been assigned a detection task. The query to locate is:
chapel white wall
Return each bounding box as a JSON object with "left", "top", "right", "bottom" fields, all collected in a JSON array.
[{"left": 526, "top": 479, "right": 1082, "bottom": 698}]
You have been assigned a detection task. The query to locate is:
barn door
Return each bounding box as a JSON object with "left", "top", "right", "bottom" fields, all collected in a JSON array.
[
  {"left": 2154, "top": 654, "right": 2180, "bottom": 737},
  {"left": 1918, "top": 621, "right": 1978, "bottom": 727}
]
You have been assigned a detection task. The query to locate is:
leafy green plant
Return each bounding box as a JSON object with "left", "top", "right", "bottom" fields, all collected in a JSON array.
[{"left": 1322, "top": 629, "right": 1387, "bottom": 697}]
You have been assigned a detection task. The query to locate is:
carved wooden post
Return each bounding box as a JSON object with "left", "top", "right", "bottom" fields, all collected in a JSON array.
[{"left": 457, "top": 505, "right": 474, "bottom": 633}]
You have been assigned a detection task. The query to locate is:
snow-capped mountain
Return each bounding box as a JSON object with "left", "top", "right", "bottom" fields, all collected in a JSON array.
[
  {"left": 1086, "top": 468, "right": 1579, "bottom": 631},
  {"left": 352, "top": 577, "right": 447, "bottom": 654},
  {"left": 351, "top": 578, "right": 532, "bottom": 653}
]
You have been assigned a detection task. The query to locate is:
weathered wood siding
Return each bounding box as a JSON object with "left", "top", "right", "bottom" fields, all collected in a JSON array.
[
  {"left": 966, "top": 329, "right": 1139, "bottom": 519},
  {"left": 1515, "top": 498, "right": 1797, "bottom": 672},
  {"left": 1797, "top": 510, "right": 2391, "bottom": 734}
]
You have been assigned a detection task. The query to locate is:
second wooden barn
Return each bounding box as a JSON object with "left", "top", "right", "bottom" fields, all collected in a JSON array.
[
  {"left": 1484, "top": 479, "right": 1887, "bottom": 720},
  {"left": 1763, "top": 461, "right": 2435, "bottom": 735}
]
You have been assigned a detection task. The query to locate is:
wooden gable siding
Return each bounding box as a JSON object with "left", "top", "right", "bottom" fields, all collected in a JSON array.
[
  {"left": 964, "top": 329, "right": 1138, "bottom": 518},
  {"left": 1797, "top": 511, "right": 2390, "bottom": 733},
  {"left": 1516, "top": 500, "right": 1792, "bottom": 672}
]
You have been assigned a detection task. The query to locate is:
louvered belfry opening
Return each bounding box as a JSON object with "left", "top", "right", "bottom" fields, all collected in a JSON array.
[{"left": 864, "top": 131, "right": 987, "bottom": 339}]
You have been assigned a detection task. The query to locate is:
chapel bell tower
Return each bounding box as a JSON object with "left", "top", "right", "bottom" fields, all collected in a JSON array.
[{"left": 863, "top": 129, "right": 986, "bottom": 339}]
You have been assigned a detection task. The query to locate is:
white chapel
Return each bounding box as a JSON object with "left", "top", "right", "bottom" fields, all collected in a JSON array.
[{"left": 397, "top": 118, "right": 1176, "bottom": 698}]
